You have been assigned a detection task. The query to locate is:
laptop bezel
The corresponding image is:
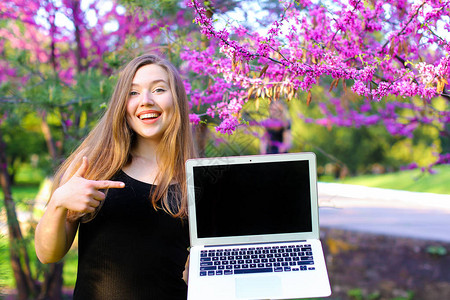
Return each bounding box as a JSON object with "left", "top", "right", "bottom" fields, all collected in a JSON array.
[{"left": 186, "top": 152, "right": 320, "bottom": 247}]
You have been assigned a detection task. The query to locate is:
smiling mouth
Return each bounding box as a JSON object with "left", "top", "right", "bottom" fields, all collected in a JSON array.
[{"left": 139, "top": 112, "right": 161, "bottom": 120}]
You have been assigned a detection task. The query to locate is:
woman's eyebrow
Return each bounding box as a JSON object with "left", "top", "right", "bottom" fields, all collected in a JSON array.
[{"left": 131, "top": 79, "right": 168, "bottom": 87}]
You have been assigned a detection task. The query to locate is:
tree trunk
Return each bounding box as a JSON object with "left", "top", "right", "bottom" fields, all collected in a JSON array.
[
  {"left": 71, "top": 0, "right": 84, "bottom": 74},
  {"left": 192, "top": 1, "right": 214, "bottom": 157},
  {"left": 39, "top": 111, "right": 57, "bottom": 160},
  {"left": 0, "top": 129, "right": 37, "bottom": 299},
  {"left": 194, "top": 122, "right": 209, "bottom": 157},
  {"left": 38, "top": 262, "right": 64, "bottom": 300}
]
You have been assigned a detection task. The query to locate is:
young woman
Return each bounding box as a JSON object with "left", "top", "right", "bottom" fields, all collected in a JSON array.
[{"left": 35, "top": 54, "right": 196, "bottom": 299}]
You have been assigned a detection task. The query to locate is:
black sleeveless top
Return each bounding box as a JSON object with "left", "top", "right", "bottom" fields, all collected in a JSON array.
[{"left": 73, "top": 171, "right": 190, "bottom": 300}]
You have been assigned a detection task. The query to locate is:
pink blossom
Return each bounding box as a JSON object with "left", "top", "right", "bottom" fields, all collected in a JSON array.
[
  {"left": 215, "top": 117, "right": 239, "bottom": 135},
  {"left": 189, "top": 114, "right": 201, "bottom": 125}
]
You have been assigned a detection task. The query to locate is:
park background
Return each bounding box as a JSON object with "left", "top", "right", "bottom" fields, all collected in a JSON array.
[{"left": 1, "top": 0, "right": 449, "bottom": 299}]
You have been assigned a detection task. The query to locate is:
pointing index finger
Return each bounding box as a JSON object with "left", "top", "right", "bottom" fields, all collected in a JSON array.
[{"left": 94, "top": 180, "right": 125, "bottom": 189}]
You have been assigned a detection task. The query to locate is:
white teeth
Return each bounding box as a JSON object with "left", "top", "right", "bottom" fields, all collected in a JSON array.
[{"left": 139, "top": 113, "right": 160, "bottom": 120}]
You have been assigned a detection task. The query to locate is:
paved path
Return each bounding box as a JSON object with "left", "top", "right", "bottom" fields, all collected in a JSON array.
[{"left": 318, "top": 182, "right": 450, "bottom": 243}]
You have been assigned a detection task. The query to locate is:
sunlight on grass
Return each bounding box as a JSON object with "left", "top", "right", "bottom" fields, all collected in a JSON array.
[{"left": 336, "top": 165, "right": 450, "bottom": 194}]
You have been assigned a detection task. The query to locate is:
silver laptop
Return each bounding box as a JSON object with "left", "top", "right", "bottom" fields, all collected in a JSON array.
[{"left": 186, "top": 152, "right": 331, "bottom": 300}]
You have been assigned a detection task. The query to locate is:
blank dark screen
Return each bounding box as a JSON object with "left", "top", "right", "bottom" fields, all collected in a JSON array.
[{"left": 193, "top": 160, "right": 313, "bottom": 238}]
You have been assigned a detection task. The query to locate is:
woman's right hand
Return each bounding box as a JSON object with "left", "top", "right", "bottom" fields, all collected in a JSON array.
[
  {"left": 35, "top": 156, "right": 125, "bottom": 264},
  {"left": 52, "top": 156, "right": 125, "bottom": 214}
]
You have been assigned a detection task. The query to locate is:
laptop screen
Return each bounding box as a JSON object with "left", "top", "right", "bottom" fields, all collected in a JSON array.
[{"left": 193, "top": 160, "right": 313, "bottom": 239}]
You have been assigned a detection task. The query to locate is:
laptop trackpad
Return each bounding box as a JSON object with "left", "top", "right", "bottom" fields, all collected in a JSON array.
[{"left": 235, "top": 276, "right": 282, "bottom": 299}]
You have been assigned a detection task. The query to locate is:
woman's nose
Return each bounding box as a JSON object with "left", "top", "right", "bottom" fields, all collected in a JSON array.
[{"left": 141, "top": 91, "right": 155, "bottom": 106}]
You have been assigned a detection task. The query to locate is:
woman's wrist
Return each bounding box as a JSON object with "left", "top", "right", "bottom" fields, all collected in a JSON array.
[{"left": 48, "top": 192, "right": 69, "bottom": 214}]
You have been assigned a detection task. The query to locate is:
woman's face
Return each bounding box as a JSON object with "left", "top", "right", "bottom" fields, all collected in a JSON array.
[{"left": 126, "top": 64, "right": 175, "bottom": 143}]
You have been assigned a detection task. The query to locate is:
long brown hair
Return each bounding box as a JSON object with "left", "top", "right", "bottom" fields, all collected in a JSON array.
[{"left": 53, "top": 54, "right": 196, "bottom": 220}]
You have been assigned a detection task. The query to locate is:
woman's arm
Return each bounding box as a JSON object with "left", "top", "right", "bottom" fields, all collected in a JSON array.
[
  {"left": 35, "top": 202, "right": 79, "bottom": 264},
  {"left": 35, "top": 157, "right": 125, "bottom": 263}
]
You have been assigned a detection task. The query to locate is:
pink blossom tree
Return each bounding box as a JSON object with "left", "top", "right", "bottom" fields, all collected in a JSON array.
[{"left": 184, "top": 0, "right": 449, "bottom": 170}]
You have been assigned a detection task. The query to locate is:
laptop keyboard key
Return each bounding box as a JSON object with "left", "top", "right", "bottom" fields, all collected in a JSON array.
[
  {"left": 301, "top": 256, "right": 314, "bottom": 261},
  {"left": 234, "top": 268, "right": 273, "bottom": 274}
]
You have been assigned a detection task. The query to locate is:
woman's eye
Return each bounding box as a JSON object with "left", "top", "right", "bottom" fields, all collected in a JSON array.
[
  {"left": 153, "top": 88, "right": 166, "bottom": 93},
  {"left": 129, "top": 91, "right": 139, "bottom": 96}
]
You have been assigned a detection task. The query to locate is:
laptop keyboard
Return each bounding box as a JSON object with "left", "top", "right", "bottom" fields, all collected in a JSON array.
[{"left": 199, "top": 243, "right": 315, "bottom": 276}]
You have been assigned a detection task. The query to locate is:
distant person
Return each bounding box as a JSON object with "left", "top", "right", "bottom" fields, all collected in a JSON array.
[
  {"left": 35, "top": 54, "right": 196, "bottom": 299},
  {"left": 260, "top": 101, "right": 292, "bottom": 154}
]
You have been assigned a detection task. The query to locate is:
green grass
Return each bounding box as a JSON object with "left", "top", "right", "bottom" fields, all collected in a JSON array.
[
  {"left": 0, "top": 234, "right": 14, "bottom": 289},
  {"left": 14, "top": 165, "right": 46, "bottom": 185},
  {"left": 329, "top": 165, "right": 450, "bottom": 195},
  {"left": 11, "top": 185, "right": 40, "bottom": 209}
]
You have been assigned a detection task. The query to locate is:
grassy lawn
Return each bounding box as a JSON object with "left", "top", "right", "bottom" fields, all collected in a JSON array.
[
  {"left": 332, "top": 165, "right": 450, "bottom": 195},
  {"left": 11, "top": 185, "right": 41, "bottom": 210}
]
